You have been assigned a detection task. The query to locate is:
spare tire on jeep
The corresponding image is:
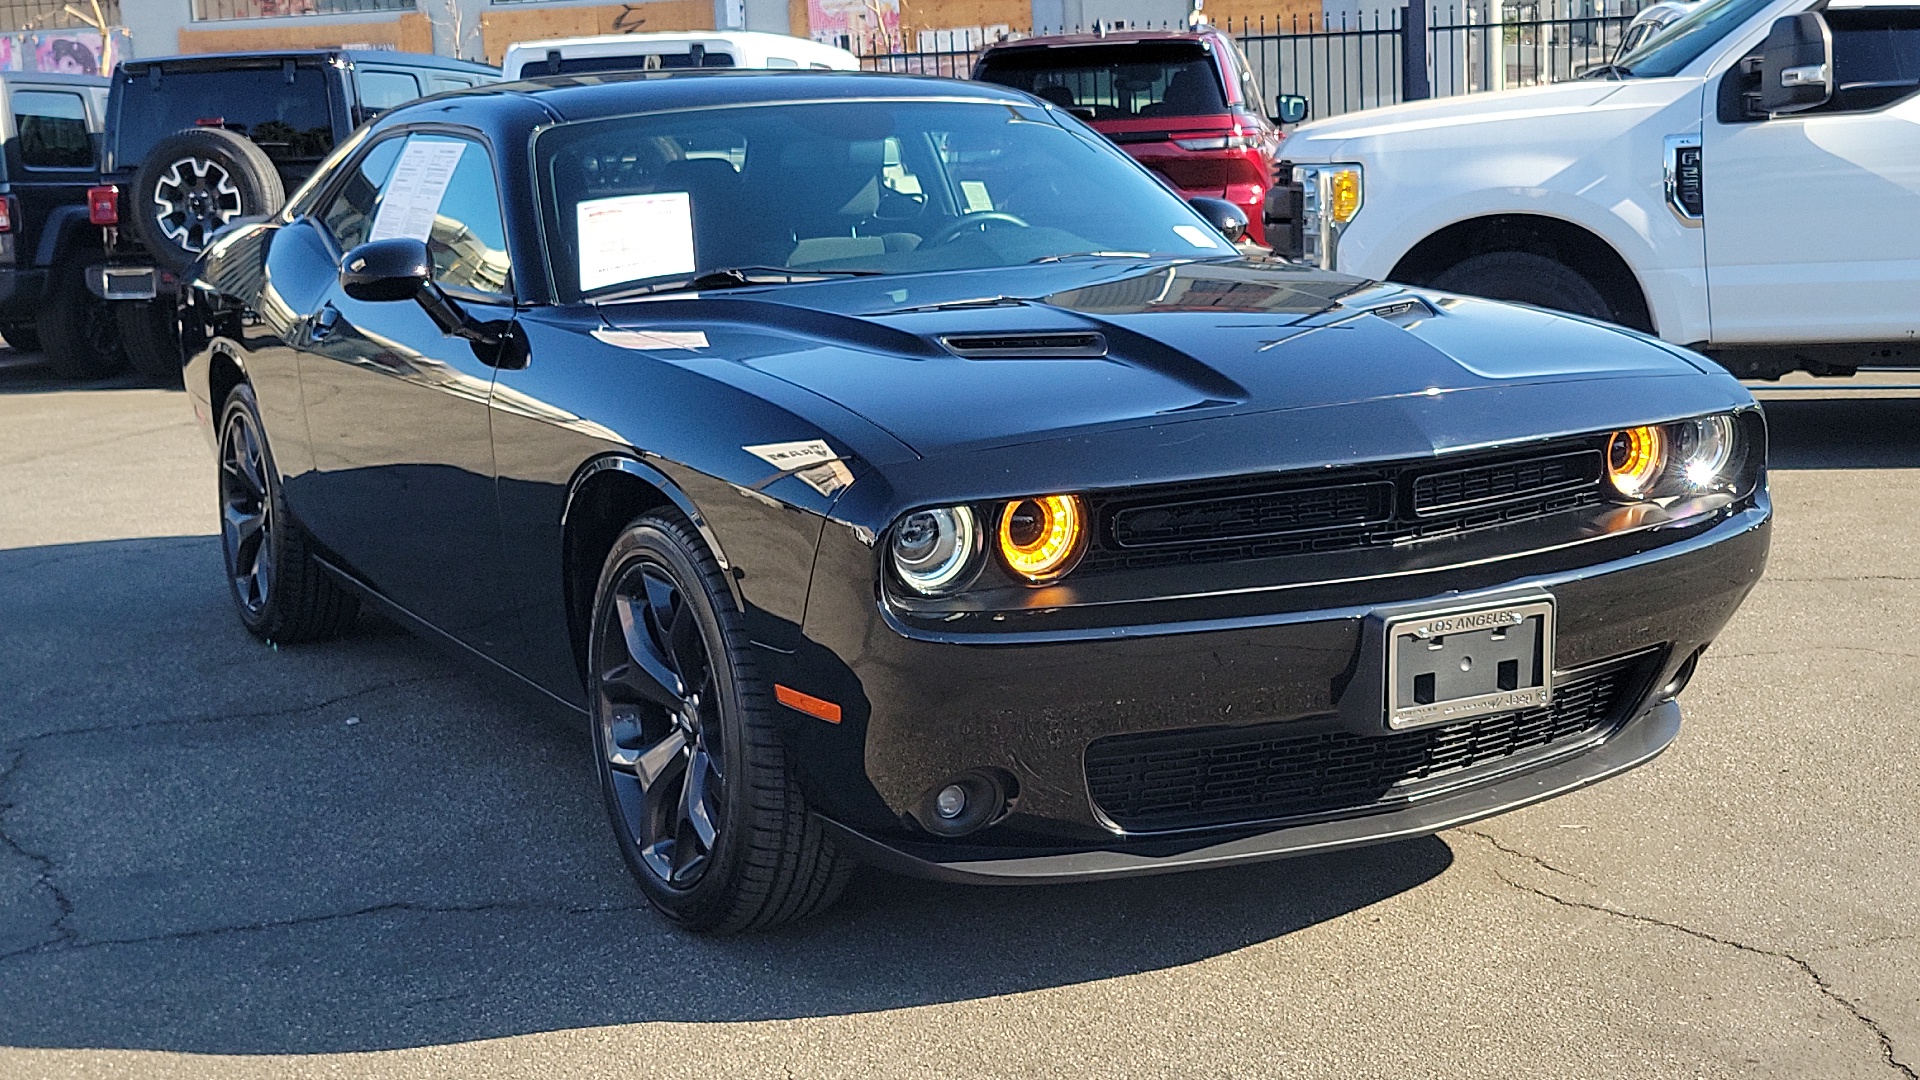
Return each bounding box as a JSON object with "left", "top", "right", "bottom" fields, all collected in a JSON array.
[{"left": 131, "top": 127, "right": 285, "bottom": 269}]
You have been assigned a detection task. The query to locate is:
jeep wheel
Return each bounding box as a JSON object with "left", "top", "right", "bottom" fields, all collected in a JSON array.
[
  {"left": 38, "top": 256, "right": 125, "bottom": 380},
  {"left": 132, "top": 128, "right": 285, "bottom": 270}
]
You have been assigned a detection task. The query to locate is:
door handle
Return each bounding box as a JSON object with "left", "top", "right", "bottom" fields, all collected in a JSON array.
[{"left": 310, "top": 303, "right": 342, "bottom": 342}]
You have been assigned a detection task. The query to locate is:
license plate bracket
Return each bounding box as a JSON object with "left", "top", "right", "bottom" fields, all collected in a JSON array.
[{"left": 1384, "top": 598, "right": 1554, "bottom": 730}]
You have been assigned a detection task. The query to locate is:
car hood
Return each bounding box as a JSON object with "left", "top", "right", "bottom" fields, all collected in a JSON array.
[
  {"left": 1283, "top": 80, "right": 1628, "bottom": 155},
  {"left": 598, "top": 258, "right": 1725, "bottom": 468}
]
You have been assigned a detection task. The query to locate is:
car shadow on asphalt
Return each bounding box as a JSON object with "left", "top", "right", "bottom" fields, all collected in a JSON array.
[
  {"left": 0, "top": 535, "right": 1453, "bottom": 1055},
  {"left": 1758, "top": 395, "right": 1920, "bottom": 470}
]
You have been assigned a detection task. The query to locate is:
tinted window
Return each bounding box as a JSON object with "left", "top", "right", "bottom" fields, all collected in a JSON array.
[
  {"left": 318, "top": 136, "right": 405, "bottom": 252},
  {"left": 538, "top": 51, "right": 736, "bottom": 75},
  {"left": 357, "top": 70, "right": 421, "bottom": 111},
  {"left": 1823, "top": 7, "right": 1920, "bottom": 112},
  {"left": 113, "top": 64, "right": 334, "bottom": 168},
  {"left": 976, "top": 43, "right": 1228, "bottom": 120},
  {"left": 418, "top": 136, "right": 511, "bottom": 295},
  {"left": 13, "top": 89, "right": 92, "bottom": 169}
]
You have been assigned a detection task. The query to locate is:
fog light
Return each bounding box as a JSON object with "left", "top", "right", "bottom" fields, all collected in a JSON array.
[{"left": 935, "top": 784, "right": 968, "bottom": 819}]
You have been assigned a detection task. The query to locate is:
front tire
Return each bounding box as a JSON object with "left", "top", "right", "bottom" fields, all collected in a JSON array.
[
  {"left": 217, "top": 382, "right": 358, "bottom": 643},
  {"left": 1428, "top": 250, "right": 1615, "bottom": 323},
  {"left": 589, "top": 512, "right": 854, "bottom": 933}
]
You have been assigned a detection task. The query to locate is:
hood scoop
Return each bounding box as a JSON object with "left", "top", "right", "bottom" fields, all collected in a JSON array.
[{"left": 939, "top": 331, "right": 1109, "bottom": 359}]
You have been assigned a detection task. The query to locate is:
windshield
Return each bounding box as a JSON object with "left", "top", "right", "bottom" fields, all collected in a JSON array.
[
  {"left": 1615, "top": 0, "right": 1777, "bottom": 77},
  {"left": 536, "top": 99, "right": 1232, "bottom": 301},
  {"left": 975, "top": 43, "right": 1228, "bottom": 120}
]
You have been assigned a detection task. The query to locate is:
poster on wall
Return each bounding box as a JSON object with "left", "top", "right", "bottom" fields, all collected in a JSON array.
[
  {"left": 807, "top": 0, "right": 902, "bottom": 54},
  {"left": 0, "top": 28, "right": 130, "bottom": 76}
]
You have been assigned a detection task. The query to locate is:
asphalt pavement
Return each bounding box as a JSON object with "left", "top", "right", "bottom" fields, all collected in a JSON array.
[{"left": 1, "top": 349, "right": 1916, "bottom": 1079}]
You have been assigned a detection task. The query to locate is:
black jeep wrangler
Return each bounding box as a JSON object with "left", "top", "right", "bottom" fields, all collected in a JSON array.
[
  {"left": 0, "top": 70, "right": 114, "bottom": 377},
  {"left": 85, "top": 50, "right": 496, "bottom": 380}
]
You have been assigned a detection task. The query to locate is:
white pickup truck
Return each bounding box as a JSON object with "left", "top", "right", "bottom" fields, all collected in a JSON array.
[{"left": 1271, "top": 0, "right": 1920, "bottom": 378}]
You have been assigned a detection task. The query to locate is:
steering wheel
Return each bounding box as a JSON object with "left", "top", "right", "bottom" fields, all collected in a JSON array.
[{"left": 924, "top": 211, "right": 1031, "bottom": 247}]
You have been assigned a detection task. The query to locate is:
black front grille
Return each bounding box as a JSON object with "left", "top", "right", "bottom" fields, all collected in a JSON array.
[
  {"left": 1412, "top": 449, "right": 1603, "bottom": 516},
  {"left": 1084, "top": 653, "right": 1652, "bottom": 834},
  {"left": 1080, "top": 439, "right": 1608, "bottom": 575}
]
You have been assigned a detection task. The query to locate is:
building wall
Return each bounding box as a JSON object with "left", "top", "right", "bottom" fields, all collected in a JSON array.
[
  {"left": 177, "top": 12, "right": 435, "bottom": 54},
  {"left": 477, "top": 2, "right": 723, "bottom": 63}
]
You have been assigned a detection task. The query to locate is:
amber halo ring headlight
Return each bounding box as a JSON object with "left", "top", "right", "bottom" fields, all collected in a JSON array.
[
  {"left": 1605, "top": 414, "right": 1747, "bottom": 501},
  {"left": 890, "top": 506, "right": 980, "bottom": 595},
  {"left": 997, "top": 494, "right": 1088, "bottom": 585},
  {"left": 1606, "top": 425, "right": 1667, "bottom": 499}
]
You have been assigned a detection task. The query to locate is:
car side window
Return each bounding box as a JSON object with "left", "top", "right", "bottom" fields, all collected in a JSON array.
[
  {"left": 428, "top": 76, "right": 474, "bottom": 94},
  {"left": 1818, "top": 8, "right": 1920, "bottom": 114},
  {"left": 318, "top": 136, "right": 406, "bottom": 253},
  {"left": 411, "top": 136, "right": 513, "bottom": 297},
  {"left": 12, "top": 89, "right": 92, "bottom": 169},
  {"left": 358, "top": 70, "right": 422, "bottom": 112}
]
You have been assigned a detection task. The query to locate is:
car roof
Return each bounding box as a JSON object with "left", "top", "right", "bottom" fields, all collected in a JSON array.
[
  {"left": 980, "top": 26, "right": 1228, "bottom": 51},
  {"left": 119, "top": 50, "right": 497, "bottom": 75},
  {"left": 0, "top": 71, "right": 108, "bottom": 87},
  {"left": 455, "top": 68, "right": 1036, "bottom": 123}
]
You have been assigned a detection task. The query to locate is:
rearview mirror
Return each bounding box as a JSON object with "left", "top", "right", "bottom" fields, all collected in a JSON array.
[
  {"left": 1187, "top": 196, "right": 1249, "bottom": 244},
  {"left": 1273, "top": 94, "right": 1309, "bottom": 125},
  {"left": 1759, "top": 12, "right": 1832, "bottom": 115},
  {"left": 340, "top": 237, "right": 431, "bottom": 303}
]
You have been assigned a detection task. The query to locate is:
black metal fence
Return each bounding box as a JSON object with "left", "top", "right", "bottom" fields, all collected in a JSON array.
[
  {"left": 861, "top": 3, "right": 1646, "bottom": 118},
  {"left": 0, "top": 0, "right": 120, "bottom": 32},
  {"left": 191, "top": 0, "right": 414, "bottom": 21}
]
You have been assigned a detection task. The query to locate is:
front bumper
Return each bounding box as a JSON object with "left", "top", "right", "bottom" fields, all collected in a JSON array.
[
  {"left": 820, "top": 697, "right": 1678, "bottom": 883},
  {"left": 782, "top": 497, "right": 1767, "bottom": 875}
]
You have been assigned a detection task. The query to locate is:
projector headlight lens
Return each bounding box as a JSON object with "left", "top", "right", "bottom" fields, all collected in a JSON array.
[
  {"left": 890, "top": 506, "right": 979, "bottom": 595},
  {"left": 997, "top": 494, "right": 1087, "bottom": 585}
]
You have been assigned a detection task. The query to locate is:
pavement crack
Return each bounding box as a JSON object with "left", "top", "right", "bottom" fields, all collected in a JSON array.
[
  {"left": 0, "top": 898, "right": 649, "bottom": 963},
  {"left": 1461, "top": 828, "right": 1591, "bottom": 884},
  {"left": 2, "top": 674, "right": 458, "bottom": 749},
  {"left": 1499, "top": 872, "right": 1917, "bottom": 1079},
  {"left": 0, "top": 749, "right": 76, "bottom": 958}
]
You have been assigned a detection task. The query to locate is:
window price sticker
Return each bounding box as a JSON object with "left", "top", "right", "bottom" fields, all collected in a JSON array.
[
  {"left": 369, "top": 139, "right": 466, "bottom": 244},
  {"left": 576, "top": 192, "right": 697, "bottom": 292}
]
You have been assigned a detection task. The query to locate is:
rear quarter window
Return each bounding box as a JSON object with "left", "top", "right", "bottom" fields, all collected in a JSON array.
[{"left": 12, "top": 89, "right": 93, "bottom": 169}]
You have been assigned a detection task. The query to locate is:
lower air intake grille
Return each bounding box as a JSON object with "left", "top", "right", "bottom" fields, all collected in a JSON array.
[{"left": 1084, "top": 652, "right": 1654, "bottom": 833}]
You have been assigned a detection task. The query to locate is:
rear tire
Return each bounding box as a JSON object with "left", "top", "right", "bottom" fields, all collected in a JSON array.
[
  {"left": 119, "top": 296, "right": 183, "bottom": 386},
  {"left": 217, "top": 382, "right": 359, "bottom": 644},
  {"left": 588, "top": 512, "right": 855, "bottom": 934},
  {"left": 38, "top": 256, "right": 125, "bottom": 380},
  {"left": 1428, "top": 251, "right": 1614, "bottom": 323}
]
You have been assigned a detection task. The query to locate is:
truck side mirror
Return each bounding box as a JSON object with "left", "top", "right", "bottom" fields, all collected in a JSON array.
[
  {"left": 1758, "top": 12, "right": 1833, "bottom": 115},
  {"left": 1273, "top": 94, "right": 1309, "bottom": 125}
]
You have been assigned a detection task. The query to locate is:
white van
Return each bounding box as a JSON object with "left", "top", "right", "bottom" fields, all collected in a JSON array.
[{"left": 502, "top": 31, "right": 860, "bottom": 80}]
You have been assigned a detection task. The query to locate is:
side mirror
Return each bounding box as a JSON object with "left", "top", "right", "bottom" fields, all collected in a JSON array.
[
  {"left": 1759, "top": 12, "right": 1832, "bottom": 115},
  {"left": 1273, "top": 93, "right": 1309, "bottom": 125},
  {"left": 340, "top": 237, "right": 431, "bottom": 302},
  {"left": 1187, "top": 196, "right": 1249, "bottom": 244},
  {"left": 339, "top": 237, "right": 502, "bottom": 349}
]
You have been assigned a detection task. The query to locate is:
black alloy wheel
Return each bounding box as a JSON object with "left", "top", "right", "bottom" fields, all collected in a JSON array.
[
  {"left": 589, "top": 514, "right": 854, "bottom": 933},
  {"left": 215, "top": 383, "right": 358, "bottom": 643}
]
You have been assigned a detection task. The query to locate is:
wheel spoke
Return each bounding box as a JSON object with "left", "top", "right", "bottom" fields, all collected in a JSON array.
[
  {"left": 223, "top": 501, "right": 265, "bottom": 547},
  {"left": 604, "top": 593, "right": 686, "bottom": 708},
  {"left": 680, "top": 745, "right": 718, "bottom": 851},
  {"left": 633, "top": 727, "right": 689, "bottom": 790}
]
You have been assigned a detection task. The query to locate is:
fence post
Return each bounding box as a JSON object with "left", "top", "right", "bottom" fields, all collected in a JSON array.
[{"left": 1402, "top": 1, "right": 1432, "bottom": 100}]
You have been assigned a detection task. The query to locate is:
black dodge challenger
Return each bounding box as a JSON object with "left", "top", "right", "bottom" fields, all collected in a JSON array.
[{"left": 181, "top": 70, "right": 1769, "bottom": 932}]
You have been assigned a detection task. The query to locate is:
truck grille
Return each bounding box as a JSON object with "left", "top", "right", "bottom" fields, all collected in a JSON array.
[
  {"left": 1080, "top": 438, "right": 1610, "bottom": 575},
  {"left": 1083, "top": 651, "right": 1655, "bottom": 834}
]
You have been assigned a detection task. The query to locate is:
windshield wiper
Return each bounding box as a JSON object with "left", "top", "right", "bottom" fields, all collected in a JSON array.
[
  {"left": 587, "top": 266, "right": 881, "bottom": 303},
  {"left": 1027, "top": 251, "right": 1156, "bottom": 264},
  {"left": 1578, "top": 62, "right": 1636, "bottom": 80}
]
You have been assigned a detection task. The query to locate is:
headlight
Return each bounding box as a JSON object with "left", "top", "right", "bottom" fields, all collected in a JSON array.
[
  {"left": 996, "top": 494, "right": 1087, "bottom": 584},
  {"left": 890, "top": 506, "right": 980, "bottom": 595},
  {"left": 1293, "top": 163, "right": 1363, "bottom": 270},
  {"left": 1606, "top": 414, "right": 1747, "bottom": 501}
]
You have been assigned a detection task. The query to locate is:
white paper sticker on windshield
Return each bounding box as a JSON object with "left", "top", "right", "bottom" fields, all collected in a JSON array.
[
  {"left": 959, "top": 180, "right": 994, "bottom": 213},
  {"left": 368, "top": 139, "right": 466, "bottom": 244},
  {"left": 1173, "top": 225, "right": 1223, "bottom": 249},
  {"left": 577, "top": 192, "right": 696, "bottom": 293},
  {"left": 591, "top": 328, "right": 710, "bottom": 351}
]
